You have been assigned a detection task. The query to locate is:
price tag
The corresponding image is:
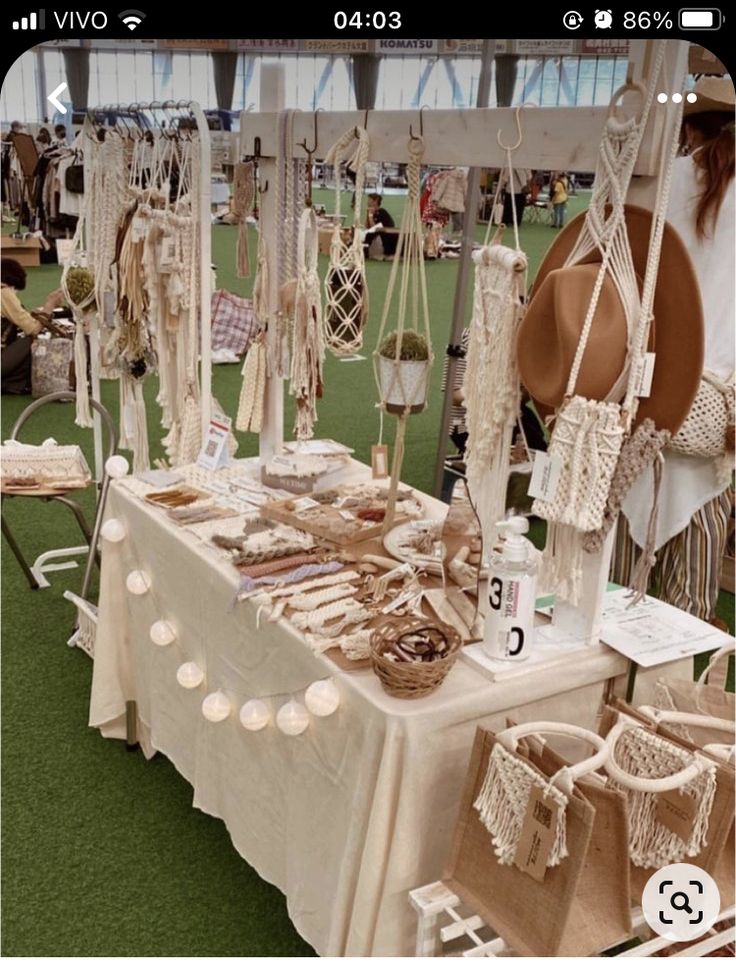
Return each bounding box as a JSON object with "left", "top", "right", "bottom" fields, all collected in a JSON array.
[
  {"left": 637, "top": 352, "right": 656, "bottom": 398},
  {"left": 197, "top": 414, "right": 232, "bottom": 471},
  {"left": 371, "top": 444, "right": 389, "bottom": 479},
  {"left": 131, "top": 216, "right": 146, "bottom": 243},
  {"left": 528, "top": 451, "right": 562, "bottom": 502},
  {"left": 158, "top": 236, "right": 177, "bottom": 272},
  {"left": 514, "top": 784, "right": 560, "bottom": 882},
  {"left": 292, "top": 496, "right": 319, "bottom": 513},
  {"left": 655, "top": 789, "right": 697, "bottom": 841}
]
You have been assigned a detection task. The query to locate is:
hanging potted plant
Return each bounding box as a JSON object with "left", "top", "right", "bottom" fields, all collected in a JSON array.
[{"left": 377, "top": 328, "right": 431, "bottom": 415}]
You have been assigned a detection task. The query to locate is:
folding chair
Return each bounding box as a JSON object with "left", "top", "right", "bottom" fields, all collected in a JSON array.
[{"left": 1, "top": 391, "right": 118, "bottom": 593}]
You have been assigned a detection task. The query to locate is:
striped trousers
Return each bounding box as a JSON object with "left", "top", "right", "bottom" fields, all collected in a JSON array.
[{"left": 611, "top": 488, "right": 733, "bottom": 621}]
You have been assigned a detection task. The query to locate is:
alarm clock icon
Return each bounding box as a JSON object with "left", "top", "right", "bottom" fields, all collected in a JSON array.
[{"left": 595, "top": 9, "right": 613, "bottom": 28}]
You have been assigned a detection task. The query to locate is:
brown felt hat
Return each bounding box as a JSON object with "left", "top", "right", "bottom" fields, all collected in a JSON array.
[
  {"left": 516, "top": 205, "right": 704, "bottom": 434},
  {"left": 683, "top": 77, "right": 735, "bottom": 117}
]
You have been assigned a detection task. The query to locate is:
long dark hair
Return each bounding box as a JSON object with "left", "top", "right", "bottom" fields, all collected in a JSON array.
[
  {"left": 683, "top": 111, "right": 735, "bottom": 241},
  {"left": 1, "top": 258, "right": 27, "bottom": 290}
]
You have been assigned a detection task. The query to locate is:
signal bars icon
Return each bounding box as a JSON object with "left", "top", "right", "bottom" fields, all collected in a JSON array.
[
  {"left": 118, "top": 8, "right": 146, "bottom": 30},
  {"left": 12, "top": 8, "right": 45, "bottom": 29}
]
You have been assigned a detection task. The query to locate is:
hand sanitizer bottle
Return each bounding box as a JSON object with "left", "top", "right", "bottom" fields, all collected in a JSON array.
[{"left": 483, "top": 516, "right": 537, "bottom": 662}]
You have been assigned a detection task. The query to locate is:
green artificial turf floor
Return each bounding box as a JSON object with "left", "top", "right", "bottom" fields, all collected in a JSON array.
[{"left": 2, "top": 189, "right": 733, "bottom": 955}]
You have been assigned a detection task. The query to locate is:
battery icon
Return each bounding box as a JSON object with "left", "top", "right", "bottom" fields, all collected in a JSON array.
[{"left": 678, "top": 8, "right": 722, "bottom": 28}]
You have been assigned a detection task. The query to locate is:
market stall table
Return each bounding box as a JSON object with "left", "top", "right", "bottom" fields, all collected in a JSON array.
[{"left": 89, "top": 457, "right": 687, "bottom": 957}]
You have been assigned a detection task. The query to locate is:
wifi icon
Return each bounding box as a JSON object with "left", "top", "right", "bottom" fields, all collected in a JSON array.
[{"left": 118, "top": 8, "right": 146, "bottom": 30}]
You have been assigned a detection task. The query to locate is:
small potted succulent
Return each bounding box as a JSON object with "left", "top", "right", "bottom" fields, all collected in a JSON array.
[{"left": 377, "top": 329, "right": 431, "bottom": 415}]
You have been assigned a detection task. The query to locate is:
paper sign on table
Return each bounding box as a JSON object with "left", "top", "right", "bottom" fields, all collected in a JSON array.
[
  {"left": 598, "top": 588, "right": 734, "bottom": 667},
  {"left": 197, "top": 414, "right": 232, "bottom": 471}
]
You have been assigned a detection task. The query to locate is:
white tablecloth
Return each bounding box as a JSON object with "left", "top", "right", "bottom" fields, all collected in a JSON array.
[{"left": 89, "top": 460, "right": 684, "bottom": 955}]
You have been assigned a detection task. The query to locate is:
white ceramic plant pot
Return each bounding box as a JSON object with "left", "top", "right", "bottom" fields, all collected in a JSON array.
[{"left": 378, "top": 355, "right": 430, "bottom": 415}]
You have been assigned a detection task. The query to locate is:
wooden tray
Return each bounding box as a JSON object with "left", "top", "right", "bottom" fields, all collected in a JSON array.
[{"left": 260, "top": 490, "right": 410, "bottom": 547}]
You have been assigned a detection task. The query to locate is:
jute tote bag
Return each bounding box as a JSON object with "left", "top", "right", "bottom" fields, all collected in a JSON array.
[
  {"left": 653, "top": 645, "right": 735, "bottom": 749},
  {"left": 444, "top": 726, "right": 631, "bottom": 957},
  {"left": 600, "top": 701, "right": 734, "bottom": 907}
]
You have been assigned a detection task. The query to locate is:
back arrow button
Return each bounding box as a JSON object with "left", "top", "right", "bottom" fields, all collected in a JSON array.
[{"left": 48, "top": 83, "right": 68, "bottom": 114}]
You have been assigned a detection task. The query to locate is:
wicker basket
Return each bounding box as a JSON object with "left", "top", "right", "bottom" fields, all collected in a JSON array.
[{"left": 370, "top": 616, "right": 462, "bottom": 699}]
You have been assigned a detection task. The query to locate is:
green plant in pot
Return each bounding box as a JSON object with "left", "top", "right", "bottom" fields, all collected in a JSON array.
[{"left": 377, "top": 328, "right": 431, "bottom": 415}]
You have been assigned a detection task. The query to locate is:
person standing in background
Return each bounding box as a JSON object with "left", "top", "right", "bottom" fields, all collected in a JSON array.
[
  {"left": 613, "top": 78, "right": 735, "bottom": 625},
  {"left": 365, "top": 192, "right": 398, "bottom": 258},
  {"left": 550, "top": 171, "right": 569, "bottom": 228},
  {"left": 500, "top": 167, "right": 530, "bottom": 226}
]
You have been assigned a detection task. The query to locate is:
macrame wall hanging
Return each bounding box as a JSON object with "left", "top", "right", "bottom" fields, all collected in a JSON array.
[
  {"left": 372, "top": 134, "right": 434, "bottom": 533},
  {"left": 289, "top": 205, "right": 324, "bottom": 439},
  {"left": 322, "top": 126, "right": 370, "bottom": 355},
  {"left": 463, "top": 124, "right": 528, "bottom": 548},
  {"left": 79, "top": 111, "right": 208, "bottom": 472},
  {"left": 532, "top": 43, "right": 675, "bottom": 604}
]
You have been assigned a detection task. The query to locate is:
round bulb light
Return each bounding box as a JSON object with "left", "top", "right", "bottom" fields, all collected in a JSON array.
[
  {"left": 202, "top": 690, "right": 231, "bottom": 723},
  {"left": 276, "top": 700, "right": 310, "bottom": 736},
  {"left": 105, "top": 455, "right": 130, "bottom": 479},
  {"left": 101, "top": 518, "right": 127, "bottom": 543},
  {"left": 126, "top": 570, "right": 151, "bottom": 595},
  {"left": 176, "top": 662, "right": 204, "bottom": 689},
  {"left": 304, "top": 679, "right": 340, "bottom": 717},
  {"left": 149, "top": 620, "right": 176, "bottom": 646},
  {"left": 239, "top": 699, "right": 271, "bottom": 732}
]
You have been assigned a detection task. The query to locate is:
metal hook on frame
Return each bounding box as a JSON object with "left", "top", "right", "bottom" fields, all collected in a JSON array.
[
  {"left": 298, "top": 110, "right": 321, "bottom": 206},
  {"left": 409, "top": 105, "right": 428, "bottom": 141},
  {"left": 251, "top": 135, "right": 268, "bottom": 194},
  {"left": 497, "top": 105, "right": 525, "bottom": 152}
]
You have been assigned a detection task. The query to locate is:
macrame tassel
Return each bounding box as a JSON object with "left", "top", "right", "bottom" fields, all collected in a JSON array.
[
  {"left": 64, "top": 591, "right": 98, "bottom": 658},
  {"left": 583, "top": 419, "right": 671, "bottom": 553},
  {"left": 237, "top": 220, "right": 251, "bottom": 278},
  {"left": 540, "top": 522, "right": 585, "bottom": 605},
  {"left": 611, "top": 727, "right": 717, "bottom": 868},
  {"left": 73, "top": 317, "right": 93, "bottom": 427},
  {"left": 289, "top": 208, "right": 324, "bottom": 440},
  {"left": 236, "top": 336, "right": 267, "bottom": 433},
  {"left": 382, "top": 411, "right": 407, "bottom": 535},
  {"left": 473, "top": 743, "right": 569, "bottom": 868},
  {"left": 628, "top": 453, "right": 665, "bottom": 603},
  {"left": 131, "top": 379, "right": 150, "bottom": 473}
]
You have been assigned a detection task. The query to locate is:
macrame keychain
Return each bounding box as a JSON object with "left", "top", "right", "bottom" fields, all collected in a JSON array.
[
  {"left": 464, "top": 125, "right": 528, "bottom": 547},
  {"left": 372, "top": 134, "right": 434, "bottom": 534},
  {"left": 323, "top": 126, "right": 370, "bottom": 355},
  {"left": 289, "top": 205, "right": 324, "bottom": 439},
  {"left": 232, "top": 160, "right": 255, "bottom": 277},
  {"left": 533, "top": 43, "right": 668, "bottom": 603}
]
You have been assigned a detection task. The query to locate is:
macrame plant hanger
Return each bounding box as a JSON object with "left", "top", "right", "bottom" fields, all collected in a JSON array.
[
  {"left": 463, "top": 105, "right": 529, "bottom": 550},
  {"left": 372, "top": 130, "right": 434, "bottom": 535},
  {"left": 323, "top": 122, "right": 370, "bottom": 356}
]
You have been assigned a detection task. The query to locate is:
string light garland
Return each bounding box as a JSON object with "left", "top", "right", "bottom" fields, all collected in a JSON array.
[
  {"left": 105, "top": 455, "right": 130, "bottom": 479},
  {"left": 108, "top": 522, "right": 343, "bottom": 735}
]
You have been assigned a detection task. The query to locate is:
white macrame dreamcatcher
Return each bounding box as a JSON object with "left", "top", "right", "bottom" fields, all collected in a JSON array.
[
  {"left": 323, "top": 126, "right": 370, "bottom": 356},
  {"left": 372, "top": 135, "right": 434, "bottom": 534},
  {"left": 289, "top": 205, "right": 324, "bottom": 440},
  {"left": 532, "top": 43, "right": 681, "bottom": 604},
  {"left": 464, "top": 117, "right": 529, "bottom": 549}
]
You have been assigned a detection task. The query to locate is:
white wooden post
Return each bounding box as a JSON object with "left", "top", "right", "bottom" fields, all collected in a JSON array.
[
  {"left": 191, "top": 101, "right": 212, "bottom": 438},
  {"left": 256, "top": 64, "right": 285, "bottom": 462}
]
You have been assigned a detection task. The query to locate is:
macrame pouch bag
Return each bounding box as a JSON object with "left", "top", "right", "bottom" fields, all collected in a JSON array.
[
  {"left": 670, "top": 370, "right": 735, "bottom": 457},
  {"left": 532, "top": 395, "right": 624, "bottom": 532},
  {"left": 600, "top": 703, "right": 733, "bottom": 906},
  {"left": 444, "top": 726, "right": 630, "bottom": 957},
  {"left": 1, "top": 441, "right": 91, "bottom": 490}
]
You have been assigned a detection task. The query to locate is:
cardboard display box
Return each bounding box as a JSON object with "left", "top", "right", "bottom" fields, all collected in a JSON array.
[{"left": 2, "top": 236, "right": 43, "bottom": 267}]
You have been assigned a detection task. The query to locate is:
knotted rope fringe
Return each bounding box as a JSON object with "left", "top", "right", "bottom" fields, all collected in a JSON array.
[
  {"left": 464, "top": 244, "right": 527, "bottom": 547},
  {"left": 289, "top": 206, "right": 324, "bottom": 439},
  {"left": 473, "top": 743, "right": 569, "bottom": 868},
  {"left": 323, "top": 126, "right": 370, "bottom": 355},
  {"left": 610, "top": 726, "right": 717, "bottom": 868},
  {"left": 236, "top": 334, "right": 267, "bottom": 433}
]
